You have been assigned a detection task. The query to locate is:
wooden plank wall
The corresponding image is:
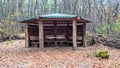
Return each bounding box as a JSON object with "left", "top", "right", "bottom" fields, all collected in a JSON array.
[
  {"left": 28, "top": 25, "right": 83, "bottom": 36},
  {"left": 28, "top": 25, "right": 39, "bottom": 36},
  {"left": 28, "top": 24, "right": 84, "bottom": 43}
]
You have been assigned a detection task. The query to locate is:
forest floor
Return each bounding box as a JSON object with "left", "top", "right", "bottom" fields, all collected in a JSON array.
[{"left": 0, "top": 40, "right": 120, "bottom": 68}]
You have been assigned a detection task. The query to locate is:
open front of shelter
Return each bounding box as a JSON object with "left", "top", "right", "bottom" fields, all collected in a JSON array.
[{"left": 20, "top": 13, "right": 91, "bottom": 50}]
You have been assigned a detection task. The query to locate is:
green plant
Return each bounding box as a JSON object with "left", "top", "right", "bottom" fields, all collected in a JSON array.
[
  {"left": 101, "top": 24, "right": 110, "bottom": 36},
  {"left": 95, "top": 52, "right": 100, "bottom": 57},
  {"left": 95, "top": 28, "right": 102, "bottom": 34},
  {"left": 114, "top": 20, "right": 120, "bottom": 33},
  {"left": 95, "top": 50, "right": 109, "bottom": 59},
  {"left": 95, "top": 24, "right": 110, "bottom": 36},
  {"left": 99, "top": 50, "right": 109, "bottom": 59}
]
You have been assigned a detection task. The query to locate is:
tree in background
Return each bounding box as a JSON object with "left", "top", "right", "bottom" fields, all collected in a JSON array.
[{"left": 0, "top": 0, "right": 120, "bottom": 37}]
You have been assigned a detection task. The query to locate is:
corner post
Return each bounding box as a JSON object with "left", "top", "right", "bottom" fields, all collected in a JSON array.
[
  {"left": 25, "top": 23, "right": 29, "bottom": 47},
  {"left": 72, "top": 20, "right": 77, "bottom": 50},
  {"left": 38, "top": 20, "right": 44, "bottom": 50}
]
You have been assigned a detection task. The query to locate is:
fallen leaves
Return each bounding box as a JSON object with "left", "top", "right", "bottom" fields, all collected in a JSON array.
[{"left": 0, "top": 40, "right": 120, "bottom": 68}]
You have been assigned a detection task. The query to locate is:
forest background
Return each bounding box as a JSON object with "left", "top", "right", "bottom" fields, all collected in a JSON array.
[{"left": 0, "top": 0, "right": 120, "bottom": 39}]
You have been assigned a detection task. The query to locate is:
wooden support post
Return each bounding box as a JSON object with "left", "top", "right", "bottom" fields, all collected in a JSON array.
[
  {"left": 38, "top": 20, "right": 44, "bottom": 50},
  {"left": 72, "top": 20, "right": 77, "bottom": 50},
  {"left": 25, "top": 23, "right": 29, "bottom": 47},
  {"left": 83, "top": 23, "right": 87, "bottom": 47}
]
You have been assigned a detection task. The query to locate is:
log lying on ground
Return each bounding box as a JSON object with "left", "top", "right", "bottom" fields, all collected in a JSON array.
[
  {"left": 0, "top": 32, "right": 25, "bottom": 42},
  {"left": 86, "top": 34, "right": 120, "bottom": 49},
  {"left": 0, "top": 32, "right": 8, "bottom": 42},
  {"left": 86, "top": 34, "right": 105, "bottom": 45},
  {"left": 105, "top": 38, "right": 120, "bottom": 49},
  {"left": 0, "top": 36, "right": 9, "bottom": 42},
  {"left": 11, "top": 34, "right": 25, "bottom": 40}
]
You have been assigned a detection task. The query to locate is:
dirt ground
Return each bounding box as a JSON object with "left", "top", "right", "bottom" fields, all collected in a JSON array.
[{"left": 0, "top": 40, "right": 120, "bottom": 68}]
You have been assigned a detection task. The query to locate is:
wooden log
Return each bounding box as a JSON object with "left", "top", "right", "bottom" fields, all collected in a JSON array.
[
  {"left": 38, "top": 20, "right": 44, "bottom": 50},
  {"left": 25, "top": 23, "right": 29, "bottom": 47},
  {"left": 72, "top": 20, "right": 77, "bottom": 50}
]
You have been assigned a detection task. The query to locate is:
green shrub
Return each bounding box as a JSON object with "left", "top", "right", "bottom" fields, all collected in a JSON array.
[
  {"left": 99, "top": 50, "right": 109, "bottom": 59},
  {"left": 95, "top": 52, "right": 100, "bottom": 57},
  {"left": 101, "top": 24, "right": 110, "bottom": 36},
  {"left": 95, "top": 50, "right": 109, "bottom": 59},
  {"left": 94, "top": 24, "right": 110, "bottom": 36},
  {"left": 114, "top": 20, "right": 120, "bottom": 33}
]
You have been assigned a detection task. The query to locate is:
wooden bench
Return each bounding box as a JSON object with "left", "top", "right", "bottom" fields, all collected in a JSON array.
[
  {"left": 45, "top": 35, "right": 65, "bottom": 39},
  {"left": 29, "top": 36, "right": 39, "bottom": 47},
  {"left": 45, "top": 35, "right": 66, "bottom": 46}
]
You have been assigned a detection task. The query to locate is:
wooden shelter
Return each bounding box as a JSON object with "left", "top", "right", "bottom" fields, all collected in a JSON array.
[{"left": 20, "top": 13, "right": 91, "bottom": 50}]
